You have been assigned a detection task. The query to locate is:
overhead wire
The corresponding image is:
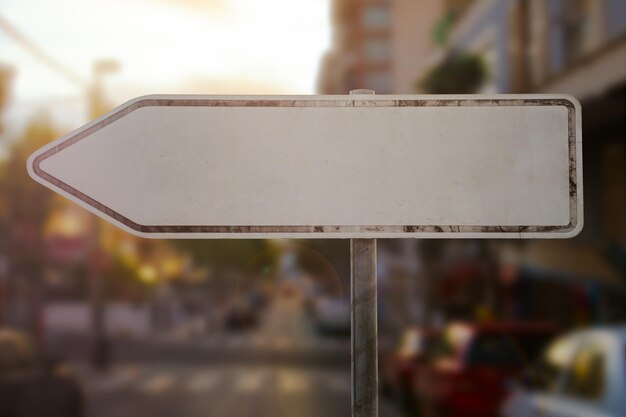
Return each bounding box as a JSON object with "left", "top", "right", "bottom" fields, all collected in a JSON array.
[{"left": 0, "top": 14, "right": 86, "bottom": 87}]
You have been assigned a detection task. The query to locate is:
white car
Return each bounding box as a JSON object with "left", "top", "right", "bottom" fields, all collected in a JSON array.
[
  {"left": 501, "top": 326, "right": 626, "bottom": 417},
  {"left": 313, "top": 296, "right": 351, "bottom": 336}
]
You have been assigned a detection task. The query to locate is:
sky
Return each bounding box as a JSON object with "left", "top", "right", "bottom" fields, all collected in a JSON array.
[{"left": 0, "top": 0, "right": 331, "bottom": 132}]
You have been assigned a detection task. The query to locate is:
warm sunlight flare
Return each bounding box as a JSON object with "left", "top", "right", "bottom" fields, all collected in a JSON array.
[{"left": 0, "top": 0, "right": 330, "bottom": 124}]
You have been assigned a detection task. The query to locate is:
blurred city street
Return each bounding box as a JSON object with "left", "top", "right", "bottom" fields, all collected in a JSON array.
[
  {"left": 0, "top": 0, "right": 625, "bottom": 416},
  {"left": 65, "top": 293, "right": 401, "bottom": 417}
]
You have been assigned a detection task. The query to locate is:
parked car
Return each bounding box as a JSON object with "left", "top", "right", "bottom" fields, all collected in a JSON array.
[
  {"left": 224, "top": 302, "right": 259, "bottom": 331},
  {"left": 413, "top": 321, "right": 557, "bottom": 417},
  {"left": 501, "top": 326, "right": 626, "bottom": 417},
  {"left": 381, "top": 326, "right": 436, "bottom": 411},
  {"left": 313, "top": 296, "right": 351, "bottom": 337}
]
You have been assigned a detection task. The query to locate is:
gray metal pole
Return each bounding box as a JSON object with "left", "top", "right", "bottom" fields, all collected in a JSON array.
[
  {"left": 351, "top": 238, "right": 378, "bottom": 417},
  {"left": 348, "top": 88, "right": 378, "bottom": 417}
]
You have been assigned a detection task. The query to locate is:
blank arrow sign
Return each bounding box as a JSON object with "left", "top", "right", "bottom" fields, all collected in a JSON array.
[{"left": 27, "top": 94, "right": 582, "bottom": 239}]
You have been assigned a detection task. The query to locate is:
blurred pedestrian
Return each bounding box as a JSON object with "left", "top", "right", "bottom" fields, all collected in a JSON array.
[{"left": 0, "top": 329, "right": 37, "bottom": 417}]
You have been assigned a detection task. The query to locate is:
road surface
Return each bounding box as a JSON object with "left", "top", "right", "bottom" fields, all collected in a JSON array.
[{"left": 67, "top": 295, "right": 404, "bottom": 417}]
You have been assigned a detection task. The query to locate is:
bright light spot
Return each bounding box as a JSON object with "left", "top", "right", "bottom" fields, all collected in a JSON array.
[
  {"left": 44, "top": 207, "right": 88, "bottom": 238},
  {"left": 278, "top": 369, "right": 309, "bottom": 393},
  {"left": 0, "top": 0, "right": 332, "bottom": 116},
  {"left": 235, "top": 369, "right": 266, "bottom": 392},
  {"left": 161, "top": 256, "right": 183, "bottom": 278},
  {"left": 138, "top": 264, "right": 158, "bottom": 284}
]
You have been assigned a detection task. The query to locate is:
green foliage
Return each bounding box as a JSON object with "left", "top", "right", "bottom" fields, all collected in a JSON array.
[
  {"left": 0, "top": 65, "right": 13, "bottom": 134},
  {"left": 295, "top": 240, "right": 349, "bottom": 295},
  {"left": 420, "top": 53, "right": 487, "bottom": 94},
  {"left": 296, "top": 240, "right": 348, "bottom": 279},
  {"left": 0, "top": 115, "right": 60, "bottom": 280},
  {"left": 171, "top": 239, "right": 275, "bottom": 272},
  {"left": 433, "top": 12, "right": 455, "bottom": 46},
  {"left": 104, "top": 255, "right": 147, "bottom": 300},
  {"left": 0, "top": 115, "right": 59, "bottom": 233}
]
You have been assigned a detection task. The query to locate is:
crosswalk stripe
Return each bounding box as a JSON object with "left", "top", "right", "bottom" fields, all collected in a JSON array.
[
  {"left": 251, "top": 334, "right": 269, "bottom": 348},
  {"left": 235, "top": 369, "right": 266, "bottom": 393},
  {"left": 186, "top": 372, "right": 221, "bottom": 393},
  {"left": 273, "top": 335, "right": 294, "bottom": 351},
  {"left": 203, "top": 336, "right": 218, "bottom": 348},
  {"left": 226, "top": 335, "right": 244, "bottom": 349},
  {"left": 138, "top": 374, "right": 175, "bottom": 395},
  {"left": 320, "top": 372, "right": 350, "bottom": 393},
  {"left": 92, "top": 366, "right": 142, "bottom": 392},
  {"left": 84, "top": 365, "right": 353, "bottom": 398},
  {"left": 278, "top": 369, "right": 309, "bottom": 394}
]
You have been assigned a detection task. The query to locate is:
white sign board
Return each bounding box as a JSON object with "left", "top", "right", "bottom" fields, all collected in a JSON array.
[{"left": 27, "top": 94, "right": 582, "bottom": 239}]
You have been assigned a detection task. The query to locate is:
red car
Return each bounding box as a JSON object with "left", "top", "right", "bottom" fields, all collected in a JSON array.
[
  {"left": 413, "top": 321, "right": 557, "bottom": 417},
  {"left": 380, "top": 327, "right": 437, "bottom": 411}
]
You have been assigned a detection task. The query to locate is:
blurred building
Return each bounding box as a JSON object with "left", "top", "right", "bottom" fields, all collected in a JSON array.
[
  {"left": 318, "top": 0, "right": 482, "bottom": 330},
  {"left": 318, "top": 0, "right": 479, "bottom": 94},
  {"left": 429, "top": 0, "right": 626, "bottom": 322},
  {"left": 426, "top": 0, "right": 626, "bottom": 97},
  {"left": 319, "top": 0, "right": 626, "bottom": 329},
  {"left": 318, "top": 0, "right": 394, "bottom": 93}
]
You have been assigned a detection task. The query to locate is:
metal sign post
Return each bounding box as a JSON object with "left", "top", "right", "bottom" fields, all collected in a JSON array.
[
  {"left": 351, "top": 238, "right": 377, "bottom": 417},
  {"left": 349, "top": 89, "right": 378, "bottom": 417},
  {"left": 27, "top": 91, "right": 582, "bottom": 417}
]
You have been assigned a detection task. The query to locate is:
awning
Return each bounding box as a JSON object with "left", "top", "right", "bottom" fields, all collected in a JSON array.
[{"left": 500, "top": 241, "right": 623, "bottom": 288}]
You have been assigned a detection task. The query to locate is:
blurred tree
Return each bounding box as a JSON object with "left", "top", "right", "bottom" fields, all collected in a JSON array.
[
  {"left": 0, "top": 115, "right": 60, "bottom": 245},
  {"left": 433, "top": 12, "right": 455, "bottom": 46},
  {"left": 103, "top": 255, "right": 148, "bottom": 301},
  {"left": 0, "top": 64, "right": 13, "bottom": 134},
  {"left": 171, "top": 240, "right": 277, "bottom": 287},
  {"left": 420, "top": 53, "right": 487, "bottom": 94},
  {"left": 296, "top": 240, "right": 349, "bottom": 293},
  {"left": 0, "top": 115, "right": 60, "bottom": 337}
]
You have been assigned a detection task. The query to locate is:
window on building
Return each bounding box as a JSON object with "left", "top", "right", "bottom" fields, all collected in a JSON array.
[
  {"left": 508, "top": 0, "right": 530, "bottom": 92},
  {"left": 606, "top": 0, "right": 626, "bottom": 39},
  {"left": 563, "top": 0, "right": 594, "bottom": 64},
  {"left": 364, "top": 39, "right": 390, "bottom": 63},
  {"left": 362, "top": 6, "right": 390, "bottom": 30},
  {"left": 445, "top": 0, "right": 476, "bottom": 17},
  {"left": 364, "top": 72, "right": 392, "bottom": 93},
  {"left": 527, "top": 0, "right": 549, "bottom": 86},
  {"left": 602, "top": 141, "right": 626, "bottom": 241}
]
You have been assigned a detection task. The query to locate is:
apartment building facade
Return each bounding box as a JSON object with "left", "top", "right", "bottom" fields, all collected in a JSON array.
[
  {"left": 318, "top": 0, "right": 451, "bottom": 94},
  {"left": 426, "top": 0, "right": 626, "bottom": 324}
]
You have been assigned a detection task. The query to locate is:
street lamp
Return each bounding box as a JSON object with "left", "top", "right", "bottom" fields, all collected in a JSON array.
[{"left": 90, "top": 59, "right": 120, "bottom": 119}]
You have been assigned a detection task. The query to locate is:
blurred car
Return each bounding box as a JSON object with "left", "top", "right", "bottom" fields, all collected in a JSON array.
[
  {"left": 380, "top": 326, "right": 436, "bottom": 411},
  {"left": 501, "top": 326, "right": 626, "bottom": 417},
  {"left": 413, "top": 321, "right": 557, "bottom": 417},
  {"left": 0, "top": 329, "right": 84, "bottom": 417},
  {"left": 247, "top": 289, "right": 269, "bottom": 311},
  {"left": 224, "top": 302, "right": 259, "bottom": 331},
  {"left": 313, "top": 296, "right": 350, "bottom": 337}
]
